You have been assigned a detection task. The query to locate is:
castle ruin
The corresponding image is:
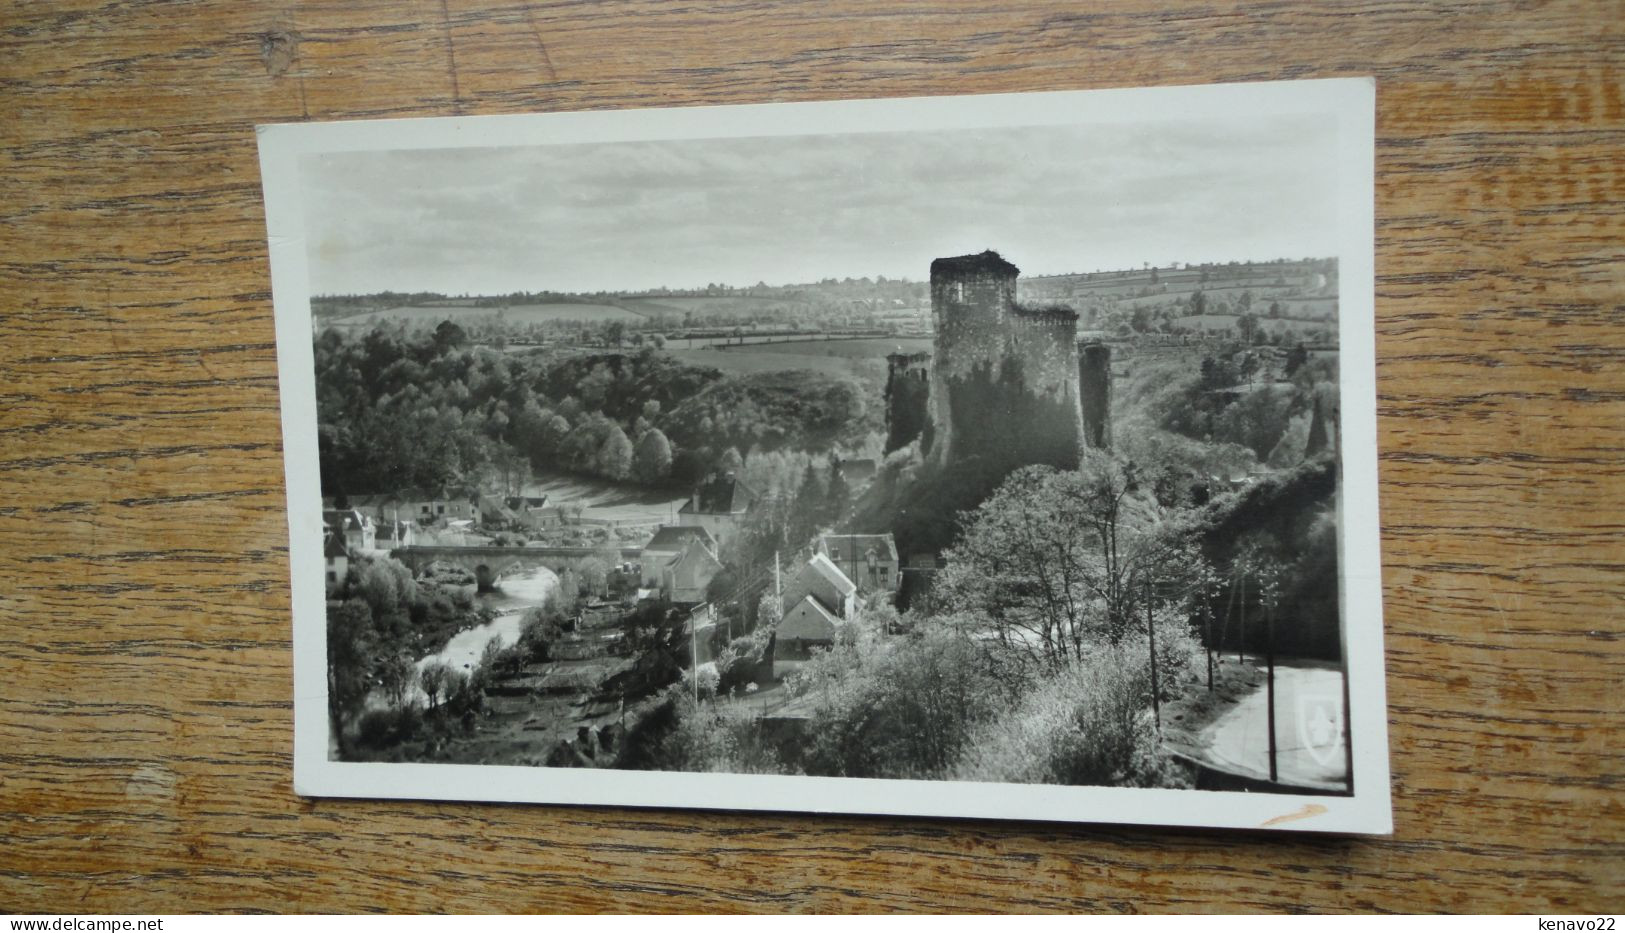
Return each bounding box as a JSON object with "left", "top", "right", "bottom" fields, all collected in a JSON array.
[{"left": 885, "top": 250, "right": 1111, "bottom": 479}]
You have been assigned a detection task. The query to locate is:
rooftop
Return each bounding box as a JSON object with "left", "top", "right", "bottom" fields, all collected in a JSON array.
[
  {"left": 801, "top": 552, "right": 858, "bottom": 598},
  {"left": 680, "top": 472, "right": 759, "bottom": 515},
  {"left": 930, "top": 249, "right": 1020, "bottom": 280},
  {"left": 642, "top": 524, "right": 718, "bottom": 553},
  {"left": 818, "top": 532, "right": 898, "bottom": 563}
]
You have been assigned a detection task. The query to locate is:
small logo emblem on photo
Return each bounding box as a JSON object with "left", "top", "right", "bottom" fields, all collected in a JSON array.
[{"left": 1297, "top": 694, "right": 1344, "bottom": 767}]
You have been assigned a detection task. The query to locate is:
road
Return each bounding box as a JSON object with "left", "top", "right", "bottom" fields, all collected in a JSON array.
[{"left": 1199, "top": 661, "right": 1351, "bottom": 792}]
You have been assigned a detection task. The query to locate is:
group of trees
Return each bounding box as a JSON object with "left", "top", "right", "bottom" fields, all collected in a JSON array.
[
  {"left": 1137, "top": 347, "right": 1337, "bottom": 467},
  {"left": 646, "top": 408, "right": 1340, "bottom": 787},
  {"left": 325, "top": 554, "right": 491, "bottom": 756},
  {"left": 314, "top": 321, "right": 880, "bottom": 499}
]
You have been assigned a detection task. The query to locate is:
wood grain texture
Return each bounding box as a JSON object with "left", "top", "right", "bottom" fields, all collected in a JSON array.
[{"left": 1, "top": 0, "right": 1620, "bottom": 913}]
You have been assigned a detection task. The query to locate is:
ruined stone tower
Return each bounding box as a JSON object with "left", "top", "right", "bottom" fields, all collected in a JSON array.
[
  {"left": 925, "top": 250, "right": 1087, "bottom": 477},
  {"left": 884, "top": 351, "right": 932, "bottom": 454},
  {"left": 1078, "top": 341, "right": 1112, "bottom": 449}
]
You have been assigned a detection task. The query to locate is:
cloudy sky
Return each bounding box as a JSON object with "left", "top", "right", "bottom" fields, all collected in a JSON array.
[{"left": 299, "top": 114, "right": 1340, "bottom": 296}]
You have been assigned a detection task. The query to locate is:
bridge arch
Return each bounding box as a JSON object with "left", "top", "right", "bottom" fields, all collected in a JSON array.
[{"left": 392, "top": 545, "right": 643, "bottom": 593}]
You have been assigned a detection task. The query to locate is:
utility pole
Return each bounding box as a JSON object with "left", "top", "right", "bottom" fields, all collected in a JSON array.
[
  {"left": 1146, "top": 577, "right": 1160, "bottom": 732},
  {"left": 690, "top": 609, "right": 700, "bottom": 705},
  {"left": 1203, "top": 591, "right": 1214, "bottom": 693},
  {"left": 1237, "top": 569, "right": 1247, "bottom": 665},
  {"left": 1266, "top": 585, "right": 1278, "bottom": 784}
]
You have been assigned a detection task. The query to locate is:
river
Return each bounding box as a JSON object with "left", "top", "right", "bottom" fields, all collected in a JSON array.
[{"left": 414, "top": 565, "right": 559, "bottom": 677}]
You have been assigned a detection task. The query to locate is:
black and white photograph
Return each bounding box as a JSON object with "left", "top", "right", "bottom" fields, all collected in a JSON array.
[{"left": 261, "top": 78, "right": 1390, "bottom": 832}]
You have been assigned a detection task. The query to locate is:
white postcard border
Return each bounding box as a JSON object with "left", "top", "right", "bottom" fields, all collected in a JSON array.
[{"left": 259, "top": 77, "right": 1391, "bottom": 834}]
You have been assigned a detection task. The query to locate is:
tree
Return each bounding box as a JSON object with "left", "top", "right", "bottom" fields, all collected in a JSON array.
[
  {"left": 1285, "top": 342, "right": 1310, "bottom": 378},
  {"left": 432, "top": 319, "right": 468, "bottom": 353},
  {"left": 377, "top": 651, "right": 416, "bottom": 711},
  {"left": 598, "top": 424, "right": 634, "bottom": 480},
  {"left": 633, "top": 428, "right": 673, "bottom": 484},
  {"left": 824, "top": 457, "right": 851, "bottom": 530},
  {"left": 717, "top": 447, "right": 745, "bottom": 474},
  {"left": 788, "top": 460, "right": 828, "bottom": 545},
  {"left": 937, "top": 453, "right": 1201, "bottom": 668},
  {"left": 420, "top": 662, "right": 450, "bottom": 711},
  {"left": 326, "top": 599, "right": 375, "bottom": 754},
  {"left": 1237, "top": 312, "right": 1260, "bottom": 345}
]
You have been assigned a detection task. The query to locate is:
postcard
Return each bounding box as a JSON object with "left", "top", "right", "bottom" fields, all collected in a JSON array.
[{"left": 259, "top": 77, "right": 1390, "bottom": 832}]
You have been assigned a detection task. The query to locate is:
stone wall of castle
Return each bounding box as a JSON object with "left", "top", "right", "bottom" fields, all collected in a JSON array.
[
  {"left": 925, "top": 252, "right": 1086, "bottom": 476},
  {"left": 884, "top": 351, "right": 932, "bottom": 454},
  {"left": 882, "top": 252, "right": 1113, "bottom": 494},
  {"left": 1079, "top": 342, "right": 1112, "bottom": 449}
]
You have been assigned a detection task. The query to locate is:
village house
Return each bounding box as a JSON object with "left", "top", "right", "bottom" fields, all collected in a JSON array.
[
  {"left": 374, "top": 517, "right": 416, "bottom": 550},
  {"left": 476, "top": 494, "right": 524, "bottom": 527},
  {"left": 502, "top": 495, "right": 552, "bottom": 530},
  {"left": 772, "top": 554, "right": 857, "bottom": 673},
  {"left": 323, "top": 528, "right": 349, "bottom": 594},
  {"left": 399, "top": 486, "right": 479, "bottom": 526},
  {"left": 781, "top": 552, "right": 857, "bottom": 623},
  {"left": 322, "top": 508, "right": 376, "bottom": 553},
  {"left": 815, "top": 532, "right": 899, "bottom": 595},
  {"left": 660, "top": 537, "right": 724, "bottom": 606},
  {"left": 638, "top": 524, "right": 719, "bottom": 589},
  {"left": 774, "top": 595, "right": 842, "bottom": 671},
  {"left": 676, "top": 471, "right": 759, "bottom": 551}
]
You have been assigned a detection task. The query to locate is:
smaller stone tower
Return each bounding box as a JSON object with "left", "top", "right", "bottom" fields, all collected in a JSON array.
[
  {"left": 884, "top": 351, "right": 933, "bottom": 454},
  {"left": 1078, "top": 341, "right": 1112, "bottom": 449}
]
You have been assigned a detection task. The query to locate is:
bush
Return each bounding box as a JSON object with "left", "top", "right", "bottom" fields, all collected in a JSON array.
[
  {"left": 1120, "top": 608, "right": 1205, "bottom": 703},
  {"left": 356, "top": 705, "right": 424, "bottom": 748},
  {"left": 789, "top": 626, "right": 1009, "bottom": 780},
  {"left": 652, "top": 689, "right": 785, "bottom": 775},
  {"left": 953, "top": 645, "right": 1190, "bottom": 789}
]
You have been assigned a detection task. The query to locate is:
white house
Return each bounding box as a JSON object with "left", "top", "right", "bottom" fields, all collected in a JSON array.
[
  {"left": 780, "top": 552, "right": 857, "bottom": 622},
  {"left": 815, "top": 533, "right": 899, "bottom": 595},
  {"left": 660, "top": 537, "right": 724, "bottom": 606},
  {"left": 322, "top": 508, "right": 375, "bottom": 553},
  {"left": 638, "top": 525, "right": 719, "bottom": 589},
  {"left": 773, "top": 594, "right": 841, "bottom": 672}
]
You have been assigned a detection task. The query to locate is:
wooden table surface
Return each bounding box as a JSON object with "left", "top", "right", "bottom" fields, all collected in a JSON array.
[{"left": 2, "top": 0, "right": 1620, "bottom": 914}]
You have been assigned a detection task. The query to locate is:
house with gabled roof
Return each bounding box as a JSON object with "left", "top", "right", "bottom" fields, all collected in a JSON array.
[
  {"left": 775, "top": 594, "right": 841, "bottom": 667},
  {"left": 676, "top": 471, "right": 759, "bottom": 551},
  {"left": 660, "top": 537, "right": 724, "bottom": 606},
  {"left": 638, "top": 524, "right": 718, "bottom": 589},
  {"left": 322, "top": 508, "right": 375, "bottom": 553},
  {"left": 815, "top": 532, "right": 899, "bottom": 595},
  {"left": 781, "top": 552, "right": 857, "bottom": 622},
  {"left": 398, "top": 486, "right": 479, "bottom": 526},
  {"left": 375, "top": 517, "right": 416, "bottom": 550}
]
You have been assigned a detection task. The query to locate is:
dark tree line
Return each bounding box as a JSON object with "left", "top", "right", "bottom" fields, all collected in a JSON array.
[{"left": 314, "top": 321, "right": 879, "bottom": 498}]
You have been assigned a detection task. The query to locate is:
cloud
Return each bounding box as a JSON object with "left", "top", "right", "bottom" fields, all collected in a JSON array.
[{"left": 299, "top": 114, "right": 1340, "bottom": 295}]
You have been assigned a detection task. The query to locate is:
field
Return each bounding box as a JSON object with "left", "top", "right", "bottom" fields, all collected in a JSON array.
[
  {"left": 522, "top": 472, "right": 687, "bottom": 524},
  {"left": 619, "top": 295, "right": 813, "bottom": 318},
  {"left": 328, "top": 303, "right": 648, "bottom": 329},
  {"left": 1172, "top": 314, "right": 1335, "bottom": 338},
  {"left": 660, "top": 337, "right": 932, "bottom": 379}
]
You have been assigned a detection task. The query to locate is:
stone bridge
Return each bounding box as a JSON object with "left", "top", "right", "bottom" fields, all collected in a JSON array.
[{"left": 393, "top": 545, "right": 643, "bottom": 591}]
